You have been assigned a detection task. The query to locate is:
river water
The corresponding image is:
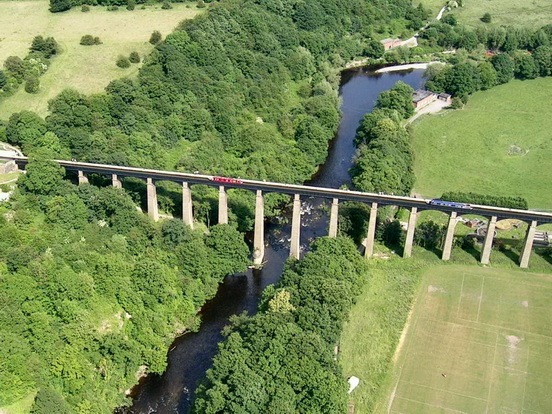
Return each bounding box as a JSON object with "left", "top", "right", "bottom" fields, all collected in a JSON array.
[{"left": 127, "top": 66, "right": 426, "bottom": 413}]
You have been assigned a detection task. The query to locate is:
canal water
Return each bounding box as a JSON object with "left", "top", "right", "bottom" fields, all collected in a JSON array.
[{"left": 126, "top": 66, "right": 426, "bottom": 413}]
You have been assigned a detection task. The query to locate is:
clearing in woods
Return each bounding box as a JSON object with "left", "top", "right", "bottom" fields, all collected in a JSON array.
[
  {"left": 0, "top": 1, "right": 201, "bottom": 119},
  {"left": 383, "top": 265, "right": 552, "bottom": 414}
]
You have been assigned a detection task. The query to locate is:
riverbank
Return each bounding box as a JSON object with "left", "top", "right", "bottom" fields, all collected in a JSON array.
[{"left": 375, "top": 61, "right": 441, "bottom": 73}]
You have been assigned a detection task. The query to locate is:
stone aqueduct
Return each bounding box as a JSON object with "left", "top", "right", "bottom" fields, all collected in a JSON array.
[{"left": 3, "top": 156, "right": 552, "bottom": 269}]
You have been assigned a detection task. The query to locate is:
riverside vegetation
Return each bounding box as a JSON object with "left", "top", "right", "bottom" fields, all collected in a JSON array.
[
  {"left": 193, "top": 237, "right": 369, "bottom": 413},
  {"left": 0, "top": 0, "right": 436, "bottom": 411}
]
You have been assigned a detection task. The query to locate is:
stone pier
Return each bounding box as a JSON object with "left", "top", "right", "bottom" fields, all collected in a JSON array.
[
  {"left": 146, "top": 177, "right": 159, "bottom": 222},
  {"left": 328, "top": 198, "right": 339, "bottom": 238},
  {"left": 182, "top": 182, "right": 193, "bottom": 229},
  {"left": 442, "top": 211, "right": 458, "bottom": 261},
  {"left": 290, "top": 194, "right": 301, "bottom": 259},
  {"left": 253, "top": 190, "right": 264, "bottom": 266},
  {"left": 480, "top": 216, "right": 497, "bottom": 264},
  {"left": 112, "top": 174, "right": 122, "bottom": 189},
  {"left": 403, "top": 207, "right": 418, "bottom": 258},
  {"left": 519, "top": 220, "right": 537, "bottom": 268},
  {"left": 218, "top": 186, "right": 228, "bottom": 225},
  {"left": 78, "top": 170, "right": 88, "bottom": 184},
  {"left": 364, "top": 202, "right": 378, "bottom": 258}
]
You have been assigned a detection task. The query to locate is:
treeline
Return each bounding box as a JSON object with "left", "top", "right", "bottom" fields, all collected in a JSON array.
[
  {"left": 425, "top": 47, "right": 552, "bottom": 100},
  {"left": 441, "top": 191, "right": 528, "bottom": 210},
  {"left": 51, "top": 0, "right": 194, "bottom": 13},
  {"left": 420, "top": 18, "right": 552, "bottom": 53},
  {"left": 0, "top": 155, "right": 249, "bottom": 412},
  {"left": 193, "top": 237, "right": 368, "bottom": 413},
  {"left": 350, "top": 81, "right": 415, "bottom": 195},
  {"left": 0, "top": 36, "right": 59, "bottom": 97}
]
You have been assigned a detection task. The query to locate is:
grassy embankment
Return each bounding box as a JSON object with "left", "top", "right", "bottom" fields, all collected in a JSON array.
[
  {"left": 0, "top": 1, "right": 201, "bottom": 119},
  {"left": 410, "top": 78, "right": 552, "bottom": 210},
  {"left": 450, "top": 0, "right": 552, "bottom": 28},
  {"left": 341, "top": 249, "right": 552, "bottom": 413}
]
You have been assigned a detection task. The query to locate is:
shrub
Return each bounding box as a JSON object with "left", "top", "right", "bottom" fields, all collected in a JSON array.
[
  {"left": 129, "top": 51, "right": 140, "bottom": 63},
  {"left": 116, "top": 56, "right": 131, "bottom": 68},
  {"left": 24, "top": 77, "right": 40, "bottom": 94},
  {"left": 127, "top": 0, "right": 135, "bottom": 10},
  {"left": 161, "top": 1, "right": 172, "bottom": 9},
  {"left": 30, "top": 36, "right": 59, "bottom": 59},
  {"left": 197, "top": 0, "right": 206, "bottom": 8},
  {"left": 4, "top": 56, "right": 26, "bottom": 80},
  {"left": 81, "top": 5, "right": 90, "bottom": 12},
  {"left": 0, "top": 70, "right": 6, "bottom": 89},
  {"left": 80, "top": 35, "right": 101, "bottom": 46},
  {"left": 107, "top": 5, "right": 119, "bottom": 11},
  {"left": 80, "top": 35, "right": 95, "bottom": 46},
  {"left": 49, "top": 0, "right": 71, "bottom": 13},
  {"left": 149, "top": 30, "right": 162, "bottom": 45},
  {"left": 450, "top": 96, "right": 464, "bottom": 109},
  {"left": 481, "top": 13, "right": 492, "bottom": 23}
]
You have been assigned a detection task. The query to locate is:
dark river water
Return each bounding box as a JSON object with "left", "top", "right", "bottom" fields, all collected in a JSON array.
[{"left": 126, "top": 66, "right": 426, "bottom": 414}]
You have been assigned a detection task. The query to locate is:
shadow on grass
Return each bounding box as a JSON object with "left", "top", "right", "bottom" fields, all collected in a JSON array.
[
  {"left": 460, "top": 244, "right": 481, "bottom": 262},
  {"left": 498, "top": 246, "right": 521, "bottom": 266},
  {"left": 536, "top": 249, "right": 552, "bottom": 266}
]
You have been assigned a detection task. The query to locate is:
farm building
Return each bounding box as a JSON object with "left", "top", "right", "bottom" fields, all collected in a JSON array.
[
  {"left": 380, "top": 38, "right": 402, "bottom": 50},
  {"left": 412, "top": 89, "right": 437, "bottom": 109},
  {"left": 437, "top": 93, "right": 452, "bottom": 104}
]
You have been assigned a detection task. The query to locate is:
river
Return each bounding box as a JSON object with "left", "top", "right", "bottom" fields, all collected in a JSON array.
[{"left": 126, "top": 66, "right": 426, "bottom": 414}]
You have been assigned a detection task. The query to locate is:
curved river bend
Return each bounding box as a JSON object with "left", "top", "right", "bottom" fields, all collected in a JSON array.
[{"left": 127, "top": 66, "right": 426, "bottom": 413}]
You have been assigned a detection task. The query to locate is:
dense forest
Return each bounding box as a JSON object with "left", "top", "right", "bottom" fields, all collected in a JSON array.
[{"left": 0, "top": 0, "right": 430, "bottom": 412}]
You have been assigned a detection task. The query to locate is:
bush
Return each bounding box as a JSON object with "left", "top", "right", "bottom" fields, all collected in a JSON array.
[
  {"left": 80, "top": 35, "right": 101, "bottom": 46},
  {"left": 161, "top": 1, "right": 172, "bottom": 9},
  {"left": 30, "top": 36, "right": 59, "bottom": 58},
  {"left": 450, "top": 96, "right": 464, "bottom": 109},
  {"left": 49, "top": 0, "right": 71, "bottom": 13},
  {"left": 197, "top": 0, "right": 206, "bottom": 8},
  {"left": 129, "top": 51, "right": 140, "bottom": 63},
  {"left": 0, "top": 70, "right": 6, "bottom": 89},
  {"left": 24, "top": 77, "right": 40, "bottom": 94},
  {"left": 107, "top": 5, "right": 119, "bottom": 11},
  {"left": 149, "top": 30, "right": 162, "bottom": 45},
  {"left": 116, "top": 56, "right": 131, "bottom": 68},
  {"left": 481, "top": 13, "right": 492, "bottom": 23},
  {"left": 127, "top": 0, "right": 135, "bottom": 10},
  {"left": 81, "top": 5, "right": 90, "bottom": 12},
  {"left": 4, "top": 56, "right": 26, "bottom": 80}
]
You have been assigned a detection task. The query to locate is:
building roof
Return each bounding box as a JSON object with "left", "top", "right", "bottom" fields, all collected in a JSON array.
[
  {"left": 438, "top": 93, "right": 452, "bottom": 98},
  {"left": 412, "top": 89, "right": 434, "bottom": 103},
  {"left": 381, "top": 38, "right": 400, "bottom": 44}
]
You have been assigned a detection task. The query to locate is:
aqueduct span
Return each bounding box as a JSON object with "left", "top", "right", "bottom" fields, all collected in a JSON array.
[{"left": 2, "top": 155, "right": 552, "bottom": 269}]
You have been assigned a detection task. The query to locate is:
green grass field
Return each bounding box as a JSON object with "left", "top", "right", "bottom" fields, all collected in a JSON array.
[
  {"left": 413, "top": 0, "right": 445, "bottom": 17},
  {"left": 450, "top": 0, "right": 552, "bottom": 28},
  {"left": 0, "top": 1, "right": 201, "bottom": 119},
  {"left": 383, "top": 265, "right": 552, "bottom": 414},
  {"left": 341, "top": 259, "right": 552, "bottom": 414},
  {"left": 411, "top": 78, "right": 552, "bottom": 210}
]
